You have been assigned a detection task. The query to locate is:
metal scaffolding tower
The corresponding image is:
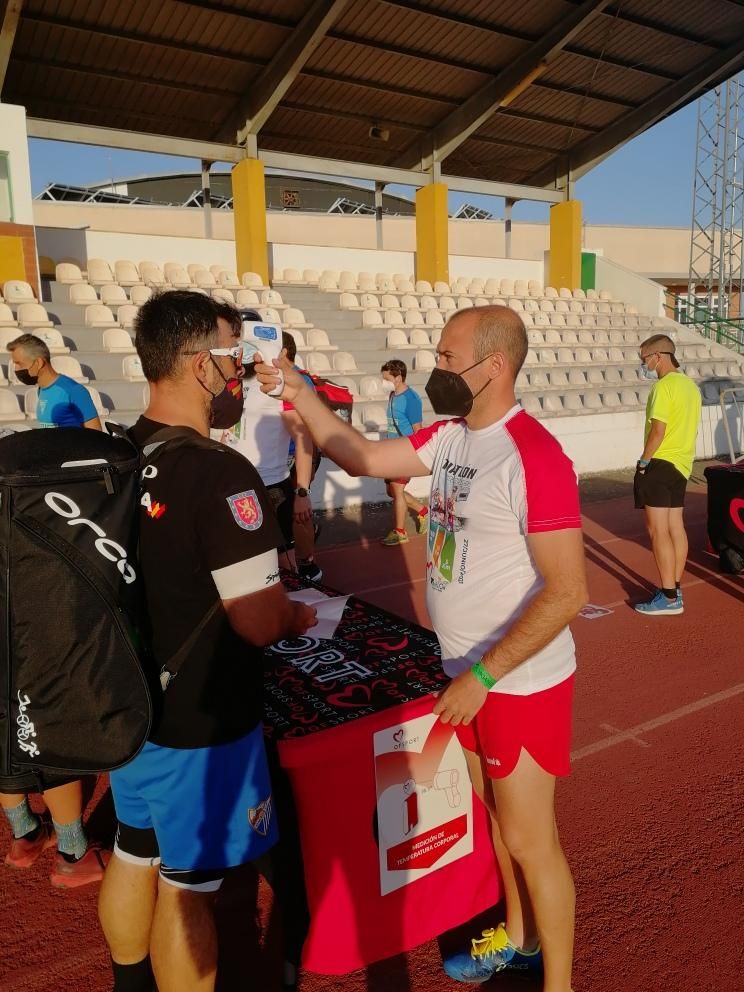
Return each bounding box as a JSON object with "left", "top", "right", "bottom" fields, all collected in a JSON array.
[{"left": 688, "top": 76, "right": 744, "bottom": 323}]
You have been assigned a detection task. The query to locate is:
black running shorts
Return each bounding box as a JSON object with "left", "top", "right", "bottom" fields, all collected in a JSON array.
[{"left": 634, "top": 458, "right": 688, "bottom": 509}]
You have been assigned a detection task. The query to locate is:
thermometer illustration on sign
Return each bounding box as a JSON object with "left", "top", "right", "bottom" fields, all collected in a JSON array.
[{"left": 402, "top": 769, "right": 462, "bottom": 835}]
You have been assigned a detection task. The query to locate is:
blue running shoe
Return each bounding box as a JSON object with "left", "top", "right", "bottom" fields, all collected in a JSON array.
[
  {"left": 634, "top": 589, "right": 684, "bottom": 615},
  {"left": 443, "top": 924, "right": 543, "bottom": 984}
]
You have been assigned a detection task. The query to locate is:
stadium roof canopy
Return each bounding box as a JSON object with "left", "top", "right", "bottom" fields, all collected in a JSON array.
[{"left": 3, "top": 0, "right": 744, "bottom": 203}]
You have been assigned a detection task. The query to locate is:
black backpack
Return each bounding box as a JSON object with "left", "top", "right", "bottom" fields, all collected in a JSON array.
[{"left": 0, "top": 427, "right": 153, "bottom": 780}]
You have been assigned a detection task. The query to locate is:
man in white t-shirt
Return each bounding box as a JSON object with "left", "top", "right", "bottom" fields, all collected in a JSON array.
[{"left": 255, "top": 306, "right": 587, "bottom": 992}]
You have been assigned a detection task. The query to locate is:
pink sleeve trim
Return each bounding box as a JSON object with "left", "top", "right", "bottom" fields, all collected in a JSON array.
[{"left": 505, "top": 411, "right": 582, "bottom": 532}]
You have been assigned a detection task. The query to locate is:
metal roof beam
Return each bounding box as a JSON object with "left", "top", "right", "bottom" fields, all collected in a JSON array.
[
  {"left": 527, "top": 39, "right": 744, "bottom": 187},
  {"left": 257, "top": 148, "right": 563, "bottom": 202},
  {"left": 0, "top": 0, "right": 23, "bottom": 93},
  {"left": 27, "top": 118, "right": 243, "bottom": 163},
  {"left": 393, "top": 0, "right": 612, "bottom": 170},
  {"left": 226, "top": 0, "right": 350, "bottom": 142}
]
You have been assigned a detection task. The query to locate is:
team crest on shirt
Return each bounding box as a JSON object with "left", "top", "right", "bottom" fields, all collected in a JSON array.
[
  {"left": 227, "top": 490, "right": 263, "bottom": 530},
  {"left": 248, "top": 795, "right": 273, "bottom": 836}
]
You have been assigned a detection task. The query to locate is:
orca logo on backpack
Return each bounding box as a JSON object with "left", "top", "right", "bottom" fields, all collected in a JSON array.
[{"left": 44, "top": 492, "right": 137, "bottom": 584}]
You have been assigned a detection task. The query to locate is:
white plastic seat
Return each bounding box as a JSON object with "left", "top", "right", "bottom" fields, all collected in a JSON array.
[
  {"left": 261, "top": 289, "right": 286, "bottom": 308},
  {"left": 534, "top": 313, "right": 550, "bottom": 327},
  {"left": 605, "top": 368, "right": 622, "bottom": 385},
  {"left": 193, "top": 269, "right": 217, "bottom": 290},
  {"left": 307, "top": 352, "right": 332, "bottom": 373},
  {"left": 358, "top": 274, "right": 377, "bottom": 293},
  {"left": 549, "top": 314, "right": 566, "bottom": 328},
  {"left": 603, "top": 391, "right": 621, "bottom": 408},
  {"left": 85, "top": 304, "right": 118, "bottom": 328},
  {"left": 430, "top": 327, "right": 443, "bottom": 348},
  {"left": 414, "top": 350, "right": 436, "bottom": 371},
  {"left": 595, "top": 330, "right": 610, "bottom": 344},
  {"left": 361, "top": 404, "right": 388, "bottom": 432},
  {"left": 527, "top": 330, "right": 544, "bottom": 346},
  {"left": 564, "top": 393, "right": 583, "bottom": 411},
  {"left": 425, "top": 309, "right": 444, "bottom": 327},
  {"left": 514, "top": 280, "right": 529, "bottom": 297},
  {"left": 557, "top": 348, "right": 573, "bottom": 364},
  {"left": 587, "top": 369, "right": 604, "bottom": 385},
  {"left": 523, "top": 298, "right": 539, "bottom": 313},
  {"left": 360, "top": 375, "right": 384, "bottom": 398},
  {"left": 607, "top": 347, "right": 624, "bottom": 363},
  {"left": 434, "top": 281, "right": 451, "bottom": 294},
  {"left": 685, "top": 365, "right": 700, "bottom": 379},
  {"left": 283, "top": 329, "right": 308, "bottom": 352},
  {"left": 545, "top": 329, "right": 562, "bottom": 345},
  {"left": 36, "top": 328, "right": 69, "bottom": 354},
  {"left": 521, "top": 312, "right": 534, "bottom": 328},
  {"left": 4, "top": 280, "right": 36, "bottom": 304},
  {"left": 499, "top": 279, "right": 515, "bottom": 296},
  {"left": 359, "top": 293, "right": 380, "bottom": 309},
  {"left": 550, "top": 370, "right": 568, "bottom": 387},
  {"left": 581, "top": 315, "right": 596, "bottom": 328},
  {"left": 333, "top": 376, "right": 359, "bottom": 397},
  {"left": 211, "top": 288, "right": 236, "bottom": 305},
  {"left": 86, "top": 259, "right": 115, "bottom": 286},
  {"left": 621, "top": 389, "right": 639, "bottom": 407},
  {"left": 280, "top": 268, "right": 301, "bottom": 283},
  {"left": 306, "top": 328, "right": 337, "bottom": 351},
  {"left": 450, "top": 278, "right": 468, "bottom": 294},
  {"left": 404, "top": 310, "right": 424, "bottom": 327},
  {"left": 415, "top": 280, "right": 433, "bottom": 294},
  {"left": 542, "top": 394, "right": 564, "bottom": 413},
  {"left": 122, "top": 355, "right": 145, "bottom": 381},
  {"left": 218, "top": 271, "right": 241, "bottom": 290},
  {"left": 103, "top": 328, "right": 135, "bottom": 353},
  {"left": 439, "top": 296, "right": 456, "bottom": 312},
  {"left": 409, "top": 329, "right": 431, "bottom": 347},
  {"left": 563, "top": 324, "right": 580, "bottom": 338},
  {"left": 528, "top": 280, "right": 542, "bottom": 295},
  {"left": 0, "top": 390, "right": 22, "bottom": 421},
  {"left": 129, "top": 285, "right": 152, "bottom": 306},
  {"left": 139, "top": 262, "right": 168, "bottom": 287},
  {"left": 530, "top": 371, "right": 549, "bottom": 388},
  {"left": 56, "top": 263, "right": 86, "bottom": 285},
  {"left": 114, "top": 260, "right": 142, "bottom": 286},
  {"left": 569, "top": 369, "right": 587, "bottom": 386},
  {"left": 302, "top": 269, "right": 320, "bottom": 284},
  {"left": 420, "top": 295, "right": 438, "bottom": 311},
  {"left": 383, "top": 310, "right": 404, "bottom": 327},
  {"left": 544, "top": 286, "right": 558, "bottom": 299},
  {"left": 508, "top": 298, "right": 524, "bottom": 312},
  {"left": 578, "top": 331, "right": 594, "bottom": 345},
  {"left": 592, "top": 348, "right": 609, "bottom": 363},
  {"left": 386, "top": 328, "right": 413, "bottom": 350},
  {"left": 584, "top": 390, "right": 603, "bottom": 409},
  {"left": 621, "top": 367, "right": 640, "bottom": 383},
  {"left": 572, "top": 288, "right": 586, "bottom": 300},
  {"left": 236, "top": 289, "right": 260, "bottom": 308},
  {"left": 55, "top": 356, "right": 87, "bottom": 382},
  {"left": 574, "top": 348, "right": 592, "bottom": 363},
  {"left": 714, "top": 363, "right": 730, "bottom": 376},
  {"left": 0, "top": 303, "right": 18, "bottom": 326},
  {"left": 456, "top": 297, "right": 473, "bottom": 310},
  {"left": 554, "top": 300, "right": 569, "bottom": 314},
  {"left": 164, "top": 264, "right": 192, "bottom": 288},
  {"left": 333, "top": 352, "right": 359, "bottom": 373},
  {"left": 521, "top": 394, "right": 542, "bottom": 415},
  {"left": 18, "top": 303, "right": 53, "bottom": 328},
  {"left": 599, "top": 291, "right": 613, "bottom": 301},
  {"left": 559, "top": 288, "right": 572, "bottom": 300},
  {"left": 380, "top": 294, "right": 399, "bottom": 309},
  {"left": 484, "top": 279, "right": 500, "bottom": 295},
  {"left": 362, "top": 310, "right": 383, "bottom": 328},
  {"left": 524, "top": 349, "right": 538, "bottom": 365},
  {"left": 539, "top": 300, "right": 554, "bottom": 313},
  {"left": 117, "top": 304, "right": 139, "bottom": 329},
  {"left": 100, "top": 284, "right": 129, "bottom": 307},
  {"left": 69, "top": 284, "right": 99, "bottom": 306},
  {"left": 241, "top": 271, "right": 266, "bottom": 289},
  {"left": 539, "top": 349, "right": 556, "bottom": 365}
]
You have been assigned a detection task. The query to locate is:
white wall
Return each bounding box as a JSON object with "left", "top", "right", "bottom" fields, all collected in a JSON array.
[
  {"left": 85, "top": 231, "right": 237, "bottom": 269},
  {"left": 449, "top": 255, "right": 543, "bottom": 282},
  {"left": 271, "top": 243, "right": 415, "bottom": 277},
  {"left": 593, "top": 254, "right": 665, "bottom": 317},
  {"left": 0, "top": 104, "right": 34, "bottom": 225},
  {"left": 313, "top": 406, "right": 732, "bottom": 508}
]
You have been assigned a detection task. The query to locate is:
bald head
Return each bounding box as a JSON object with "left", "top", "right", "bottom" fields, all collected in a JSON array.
[{"left": 445, "top": 305, "right": 528, "bottom": 380}]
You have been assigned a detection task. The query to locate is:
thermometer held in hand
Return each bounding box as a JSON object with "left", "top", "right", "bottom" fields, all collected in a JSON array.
[{"left": 241, "top": 320, "right": 284, "bottom": 396}]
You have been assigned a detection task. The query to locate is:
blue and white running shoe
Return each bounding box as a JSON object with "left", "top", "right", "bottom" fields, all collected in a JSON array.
[
  {"left": 634, "top": 589, "right": 684, "bottom": 615},
  {"left": 443, "top": 924, "right": 543, "bottom": 984}
]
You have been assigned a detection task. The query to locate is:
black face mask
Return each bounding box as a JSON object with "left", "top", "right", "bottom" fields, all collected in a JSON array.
[
  {"left": 202, "top": 358, "right": 245, "bottom": 429},
  {"left": 425, "top": 355, "right": 494, "bottom": 418},
  {"left": 15, "top": 368, "right": 39, "bottom": 387}
]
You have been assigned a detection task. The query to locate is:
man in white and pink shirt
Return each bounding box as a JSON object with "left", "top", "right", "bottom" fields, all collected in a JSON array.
[{"left": 256, "top": 306, "right": 587, "bottom": 992}]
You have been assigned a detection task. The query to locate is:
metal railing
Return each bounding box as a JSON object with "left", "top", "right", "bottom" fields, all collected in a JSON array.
[{"left": 671, "top": 293, "right": 744, "bottom": 353}]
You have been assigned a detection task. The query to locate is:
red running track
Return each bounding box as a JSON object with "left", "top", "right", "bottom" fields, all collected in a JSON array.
[{"left": 1, "top": 484, "right": 742, "bottom": 992}]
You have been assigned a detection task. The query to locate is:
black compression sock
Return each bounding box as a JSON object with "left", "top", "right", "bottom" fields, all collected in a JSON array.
[
  {"left": 111, "top": 957, "right": 155, "bottom": 992},
  {"left": 662, "top": 587, "right": 677, "bottom": 600}
]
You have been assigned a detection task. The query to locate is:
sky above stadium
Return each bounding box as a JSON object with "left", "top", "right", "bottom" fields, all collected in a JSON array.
[{"left": 29, "top": 102, "right": 696, "bottom": 228}]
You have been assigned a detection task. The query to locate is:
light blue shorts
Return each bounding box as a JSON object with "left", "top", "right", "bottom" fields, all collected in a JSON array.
[{"left": 110, "top": 724, "right": 278, "bottom": 891}]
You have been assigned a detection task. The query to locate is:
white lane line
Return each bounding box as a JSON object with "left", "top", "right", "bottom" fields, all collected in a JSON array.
[{"left": 572, "top": 683, "right": 744, "bottom": 761}]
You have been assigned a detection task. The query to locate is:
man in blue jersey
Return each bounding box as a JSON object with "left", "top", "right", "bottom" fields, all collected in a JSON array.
[
  {"left": 7, "top": 334, "right": 101, "bottom": 430},
  {"left": 380, "top": 359, "right": 428, "bottom": 545}
]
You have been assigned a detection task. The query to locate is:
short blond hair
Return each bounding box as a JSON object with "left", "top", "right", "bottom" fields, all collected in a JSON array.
[{"left": 448, "top": 305, "right": 528, "bottom": 378}]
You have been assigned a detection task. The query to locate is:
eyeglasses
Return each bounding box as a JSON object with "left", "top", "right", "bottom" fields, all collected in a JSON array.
[
  {"left": 640, "top": 351, "right": 673, "bottom": 363},
  {"left": 184, "top": 345, "right": 244, "bottom": 361}
]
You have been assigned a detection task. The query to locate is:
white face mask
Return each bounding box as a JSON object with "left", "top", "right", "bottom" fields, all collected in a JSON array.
[{"left": 381, "top": 379, "right": 395, "bottom": 393}]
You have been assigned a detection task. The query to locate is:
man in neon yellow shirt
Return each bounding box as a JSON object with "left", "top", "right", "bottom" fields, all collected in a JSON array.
[{"left": 634, "top": 334, "right": 702, "bottom": 615}]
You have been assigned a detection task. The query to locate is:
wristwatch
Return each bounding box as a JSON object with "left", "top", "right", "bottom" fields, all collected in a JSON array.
[{"left": 294, "top": 486, "right": 311, "bottom": 497}]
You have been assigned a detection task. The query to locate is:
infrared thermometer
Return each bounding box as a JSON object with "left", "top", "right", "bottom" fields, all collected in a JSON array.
[{"left": 241, "top": 320, "right": 284, "bottom": 396}]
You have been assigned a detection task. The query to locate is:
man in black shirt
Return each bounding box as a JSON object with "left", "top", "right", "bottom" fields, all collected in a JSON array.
[{"left": 98, "top": 292, "right": 316, "bottom": 992}]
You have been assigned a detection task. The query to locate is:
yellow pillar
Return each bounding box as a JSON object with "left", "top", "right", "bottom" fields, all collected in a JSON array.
[
  {"left": 231, "top": 158, "right": 269, "bottom": 285},
  {"left": 415, "top": 183, "right": 449, "bottom": 285},
  {"left": 0, "top": 236, "right": 26, "bottom": 285},
  {"left": 548, "top": 200, "right": 581, "bottom": 291}
]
